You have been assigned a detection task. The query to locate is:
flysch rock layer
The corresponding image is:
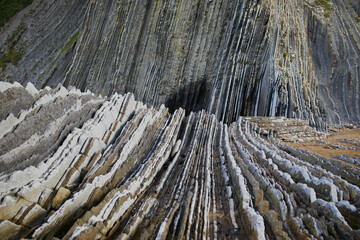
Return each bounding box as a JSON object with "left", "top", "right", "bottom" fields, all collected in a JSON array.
[
  {"left": 0, "top": 0, "right": 359, "bottom": 128},
  {"left": 0, "top": 82, "right": 359, "bottom": 239}
]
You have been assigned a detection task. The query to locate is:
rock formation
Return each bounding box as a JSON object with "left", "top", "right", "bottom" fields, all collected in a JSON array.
[
  {"left": 0, "top": 82, "right": 359, "bottom": 239},
  {"left": 0, "top": 0, "right": 359, "bottom": 127},
  {"left": 1, "top": 0, "right": 360, "bottom": 238}
]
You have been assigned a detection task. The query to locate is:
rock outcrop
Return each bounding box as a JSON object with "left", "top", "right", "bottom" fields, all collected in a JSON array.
[
  {"left": 0, "top": 82, "right": 359, "bottom": 239},
  {"left": 244, "top": 116, "right": 326, "bottom": 142},
  {"left": 0, "top": 0, "right": 359, "bottom": 127}
]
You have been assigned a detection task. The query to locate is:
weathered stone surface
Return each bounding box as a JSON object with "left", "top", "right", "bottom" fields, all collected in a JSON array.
[
  {"left": 0, "top": 84, "right": 104, "bottom": 175},
  {"left": 0, "top": 85, "right": 34, "bottom": 121},
  {"left": 0, "top": 220, "right": 22, "bottom": 240},
  {"left": 0, "top": 0, "right": 359, "bottom": 127},
  {"left": 52, "top": 187, "right": 71, "bottom": 210},
  {"left": 0, "top": 83, "right": 359, "bottom": 239},
  {"left": 244, "top": 116, "right": 326, "bottom": 142}
]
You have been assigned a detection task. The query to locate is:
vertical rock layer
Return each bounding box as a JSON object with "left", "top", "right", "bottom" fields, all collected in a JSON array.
[{"left": 0, "top": 0, "right": 359, "bottom": 125}]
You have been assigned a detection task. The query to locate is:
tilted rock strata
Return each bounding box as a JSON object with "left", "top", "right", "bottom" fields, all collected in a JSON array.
[
  {"left": 0, "top": 83, "right": 359, "bottom": 239},
  {"left": 244, "top": 116, "right": 326, "bottom": 142},
  {"left": 0, "top": 0, "right": 359, "bottom": 127},
  {"left": 0, "top": 82, "right": 104, "bottom": 175}
]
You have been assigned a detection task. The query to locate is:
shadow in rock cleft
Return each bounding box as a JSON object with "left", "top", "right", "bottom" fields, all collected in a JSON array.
[{"left": 165, "top": 78, "right": 210, "bottom": 116}]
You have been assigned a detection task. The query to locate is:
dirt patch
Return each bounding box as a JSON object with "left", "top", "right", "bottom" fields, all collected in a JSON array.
[{"left": 283, "top": 128, "right": 360, "bottom": 164}]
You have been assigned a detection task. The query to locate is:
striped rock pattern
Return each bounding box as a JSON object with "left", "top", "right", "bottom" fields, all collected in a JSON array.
[
  {"left": 0, "top": 83, "right": 359, "bottom": 239},
  {"left": 0, "top": 0, "right": 359, "bottom": 127}
]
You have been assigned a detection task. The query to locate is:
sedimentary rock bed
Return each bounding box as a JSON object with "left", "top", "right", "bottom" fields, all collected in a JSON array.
[
  {"left": 0, "top": 83, "right": 359, "bottom": 239},
  {"left": 1, "top": 0, "right": 359, "bottom": 127}
]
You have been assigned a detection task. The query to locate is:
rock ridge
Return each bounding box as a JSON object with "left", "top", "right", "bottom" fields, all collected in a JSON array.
[{"left": 0, "top": 82, "right": 359, "bottom": 239}]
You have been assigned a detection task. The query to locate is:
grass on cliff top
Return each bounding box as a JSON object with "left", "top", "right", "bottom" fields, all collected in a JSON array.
[{"left": 0, "top": 0, "right": 33, "bottom": 27}]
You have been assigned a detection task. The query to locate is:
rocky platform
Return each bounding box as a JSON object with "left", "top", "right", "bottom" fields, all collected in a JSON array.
[
  {"left": 244, "top": 117, "right": 326, "bottom": 142},
  {"left": 0, "top": 82, "right": 359, "bottom": 239}
]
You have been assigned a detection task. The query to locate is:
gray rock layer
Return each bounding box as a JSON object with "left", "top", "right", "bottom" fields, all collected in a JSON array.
[
  {"left": 0, "top": 0, "right": 359, "bottom": 127},
  {"left": 0, "top": 83, "right": 359, "bottom": 239}
]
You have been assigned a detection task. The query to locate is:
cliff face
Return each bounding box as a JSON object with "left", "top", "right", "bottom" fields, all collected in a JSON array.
[
  {"left": 1, "top": 82, "right": 359, "bottom": 239},
  {"left": 0, "top": 0, "right": 359, "bottom": 126}
]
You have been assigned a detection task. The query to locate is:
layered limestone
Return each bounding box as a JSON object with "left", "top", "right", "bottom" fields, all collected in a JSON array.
[
  {"left": 0, "top": 83, "right": 359, "bottom": 239},
  {"left": 0, "top": 0, "right": 359, "bottom": 127},
  {"left": 244, "top": 116, "right": 326, "bottom": 142}
]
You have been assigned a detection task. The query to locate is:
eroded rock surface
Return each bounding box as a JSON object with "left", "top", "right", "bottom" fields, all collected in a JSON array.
[
  {"left": 0, "top": 0, "right": 359, "bottom": 127},
  {"left": 0, "top": 83, "right": 359, "bottom": 239}
]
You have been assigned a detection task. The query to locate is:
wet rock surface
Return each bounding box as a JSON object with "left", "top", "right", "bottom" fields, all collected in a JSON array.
[
  {"left": 0, "top": 0, "right": 359, "bottom": 127},
  {"left": 0, "top": 83, "right": 359, "bottom": 239}
]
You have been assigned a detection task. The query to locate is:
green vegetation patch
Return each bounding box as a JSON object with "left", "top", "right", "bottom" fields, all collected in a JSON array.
[
  {"left": 0, "top": 21, "right": 26, "bottom": 70},
  {"left": 0, "top": 48, "right": 22, "bottom": 69},
  {"left": 315, "top": 0, "right": 333, "bottom": 11},
  {"left": 61, "top": 31, "right": 80, "bottom": 54},
  {"left": 6, "top": 21, "right": 26, "bottom": 46},
  {"left": 39, "top": 30, "right": 80, "bottom": 79},
  {"left": 0, "top": 0, "right": 33, "bottom": 26}
]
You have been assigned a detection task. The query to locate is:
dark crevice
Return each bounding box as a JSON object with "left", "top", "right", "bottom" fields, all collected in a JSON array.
[{"left": 165, "top": 77, "right": 209, "bottom": 116}]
